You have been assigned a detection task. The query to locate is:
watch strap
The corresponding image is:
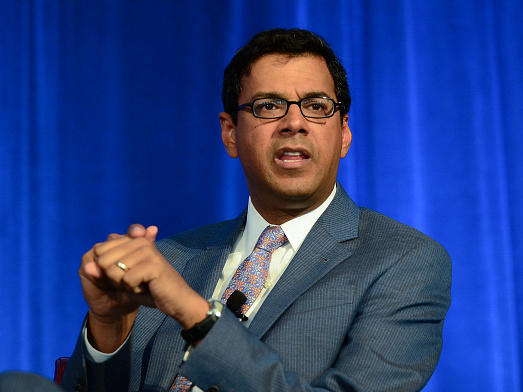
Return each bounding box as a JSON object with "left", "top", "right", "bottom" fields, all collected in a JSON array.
[{"left": 180, "top": 300, "right": 223, "bottom": 345}]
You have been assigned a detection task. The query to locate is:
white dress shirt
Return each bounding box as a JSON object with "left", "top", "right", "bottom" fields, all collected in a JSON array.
[
  {"left": 212, "top": 185, "right": 337, "bottom": 324},
  {"left": 85, "top": 185, "right": 338, "bottom": 368}
]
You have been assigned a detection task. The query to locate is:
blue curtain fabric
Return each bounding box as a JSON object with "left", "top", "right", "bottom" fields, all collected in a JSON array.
[{"left": 1, "top": 1, "right": 521, "bottom": 390}]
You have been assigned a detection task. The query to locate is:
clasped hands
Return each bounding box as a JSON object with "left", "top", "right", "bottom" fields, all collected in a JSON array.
[{"left": 79, "top": 224, "right": 209, "bottom": 352}]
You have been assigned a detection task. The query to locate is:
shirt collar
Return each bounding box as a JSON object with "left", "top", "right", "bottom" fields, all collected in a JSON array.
[{"left": 244, "top": 184, "right": 337, "bottom": 254}]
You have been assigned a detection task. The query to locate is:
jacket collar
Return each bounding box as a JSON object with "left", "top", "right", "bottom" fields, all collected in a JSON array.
[{"left": 247, "top": 183, "right": 360, "bottom": 337}]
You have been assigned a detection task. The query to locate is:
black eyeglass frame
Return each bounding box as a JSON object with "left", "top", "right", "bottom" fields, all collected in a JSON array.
[{"left": 237, "top": 96, "right": 345, "bottom": 119}]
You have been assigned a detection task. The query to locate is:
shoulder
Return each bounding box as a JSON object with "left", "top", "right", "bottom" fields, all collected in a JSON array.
[
  {"left": 155, "top": 215, "right": 244, "bottom": 266},
  {"left": 157, "top": 219, "right": 237, "bottom": 249},
  {"left": 158, "top": 218, "right": 238, "bottom": 248},
  {"left": 358, "top": 207, "right": 449, "bottom": 256},
  {"left": 355, "top": 207, "right": 451, "bottom": 288}
]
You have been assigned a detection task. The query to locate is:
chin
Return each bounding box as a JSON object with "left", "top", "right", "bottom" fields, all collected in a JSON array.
[{"left": 272, "top": 182, "right": 321, "bottom": 203}]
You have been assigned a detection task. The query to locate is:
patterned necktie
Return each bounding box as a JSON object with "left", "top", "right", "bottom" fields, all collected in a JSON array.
[
  {"left": 221, "top": 225, "right": 287, "bottom": 312},
  {"left": 172, "top": 225, "right": 287, "bottom": 391}
]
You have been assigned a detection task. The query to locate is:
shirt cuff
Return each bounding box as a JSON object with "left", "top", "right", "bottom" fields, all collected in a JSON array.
[
  {"left": 82, "top": 323, "right": 131, "bottom": 363},
  {"left": 182, "top": 345, "right": 195, "bottom": 362}
]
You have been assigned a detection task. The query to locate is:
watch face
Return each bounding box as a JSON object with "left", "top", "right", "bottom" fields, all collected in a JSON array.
[{"left": 208, "top": 300, "right": 224, "bottom": 317}]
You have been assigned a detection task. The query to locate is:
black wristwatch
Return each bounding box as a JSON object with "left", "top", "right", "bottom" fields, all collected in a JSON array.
[{"left": 181, "top": 300, "right": 223, "bottom": 345}]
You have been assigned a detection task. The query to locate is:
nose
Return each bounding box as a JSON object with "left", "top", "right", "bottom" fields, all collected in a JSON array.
[{"left": 279, "top": 102, "right": 308, "bottom": 135}]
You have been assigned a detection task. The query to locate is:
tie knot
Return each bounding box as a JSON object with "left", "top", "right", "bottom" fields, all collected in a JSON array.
[{"left": 255, "top": 226, "right": 287, "bottom": 253}]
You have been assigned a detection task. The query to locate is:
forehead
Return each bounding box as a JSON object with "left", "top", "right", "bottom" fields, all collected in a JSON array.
[{"left": 239, "top": 54, "right": 336, "bottom": 100}]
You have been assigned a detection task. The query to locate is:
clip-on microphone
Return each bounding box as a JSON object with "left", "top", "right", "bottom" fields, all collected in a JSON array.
[{"left": 226, "top": 290, "right": 249, "bottom": 322}]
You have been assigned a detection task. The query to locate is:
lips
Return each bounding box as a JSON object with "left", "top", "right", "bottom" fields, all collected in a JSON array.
[
  {"left": 277, "top": 148, "right": 310, "bottom": 161},
  {"left": 275, "top": 147, "right": 311, "bottom": 168}
]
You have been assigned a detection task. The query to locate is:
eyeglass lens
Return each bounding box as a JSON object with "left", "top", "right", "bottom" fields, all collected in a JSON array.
[{"left": 253, "top": 97, "right": 334, "bottom": 118}]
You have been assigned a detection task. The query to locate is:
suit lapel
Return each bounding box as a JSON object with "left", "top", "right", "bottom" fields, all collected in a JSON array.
[
  {"left": 140, "top": 213, "right": 246, "bottom": 390},
  {"left": 182, "top": 211, "right": 246, "bottom": 297},
  {"left": 249, "top": 185, "right": 360, "bottom": 338}
]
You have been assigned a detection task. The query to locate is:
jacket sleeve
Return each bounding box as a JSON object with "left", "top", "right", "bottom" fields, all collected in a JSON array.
[{"left": 60, "top": 321, "right": 131, "bottom": 392}]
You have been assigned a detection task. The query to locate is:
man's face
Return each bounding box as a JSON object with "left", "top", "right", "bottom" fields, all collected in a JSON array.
[{"left": 220, "top": 54, "right": 351, "bottom": 221}]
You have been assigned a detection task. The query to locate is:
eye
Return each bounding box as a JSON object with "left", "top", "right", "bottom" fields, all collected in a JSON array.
[
  {"left": 253, "top": 99, "right": 286, "bottom": 115},
  {"left": 302, "top": 98, "right": 329, "bottom": 112},
  {"left": 261, "top": 103, "right": 277, "bottom": 110}
]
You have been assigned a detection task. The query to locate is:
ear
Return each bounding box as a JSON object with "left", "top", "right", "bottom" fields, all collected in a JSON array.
[
  {"left": 340, "top": 113, "right": 352, "bottom": 158},
  {"left": 219, "top": 112, "right": 238, "bottom": 158}
]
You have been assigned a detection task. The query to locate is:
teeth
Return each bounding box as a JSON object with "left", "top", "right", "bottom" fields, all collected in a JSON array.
[{"left": 282, "top": 151, "right": 302, "bottom": 156}]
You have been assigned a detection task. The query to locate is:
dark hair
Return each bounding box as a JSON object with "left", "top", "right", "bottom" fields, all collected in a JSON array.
[{"left": 222, "top": 28, "right": 351, "bottom": 123}]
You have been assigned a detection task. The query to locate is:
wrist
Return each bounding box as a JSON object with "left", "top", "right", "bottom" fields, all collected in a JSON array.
[
  {"left": 176, "top": 294, "right": 210, "bottom": 330},
  {"left": 88, "top": 308, "right": 137, "bottom": 325},
  {"left": 181, "top": 300, "right": 223, "bottom": 346},
  {"left": 87, "top": 309, "right": 137, "bottom": 353}
]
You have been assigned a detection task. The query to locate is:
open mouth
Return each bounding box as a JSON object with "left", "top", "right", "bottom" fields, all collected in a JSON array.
[
  {"left": 275, "top": 148, "right": 311, "bottom": 168},
  {"left": 277, "top": 149, "right": 310, "bottom": 162}
]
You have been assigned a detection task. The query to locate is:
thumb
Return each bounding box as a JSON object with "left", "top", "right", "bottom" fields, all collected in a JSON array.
[
  {"left": 145, "top": 225, "right": 158, "bottom": 242},
  {"left": 82, "top": 260, "right": 103, "bottom": 279},
  {"left": 127, "top": 223, "right": 147, "bottom": 238}
]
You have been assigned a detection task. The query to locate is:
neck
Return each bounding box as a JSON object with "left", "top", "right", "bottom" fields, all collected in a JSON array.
[{"left": 249, "top": 187, "right": 335, "bottom": 225}]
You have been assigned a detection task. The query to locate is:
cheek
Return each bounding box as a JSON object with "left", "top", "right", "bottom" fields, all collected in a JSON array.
[
  {"left": 237, "top": 129, "right": 274, "bottom": 165},
  {"left": 237, "top": 138, "right": 268, "bottom": 172},
  {"left": 319, "top": 135, "right": 343, "bottom": 169}
]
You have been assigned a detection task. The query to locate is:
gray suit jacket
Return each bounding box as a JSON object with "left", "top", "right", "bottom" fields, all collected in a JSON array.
[{"left": 62, "top": 185, "right": 451, "bottom": 392}]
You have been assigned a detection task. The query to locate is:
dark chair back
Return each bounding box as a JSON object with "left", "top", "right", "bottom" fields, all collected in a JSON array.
[{"left": 53, "top": 357, "right": 70, "bottom": 385}]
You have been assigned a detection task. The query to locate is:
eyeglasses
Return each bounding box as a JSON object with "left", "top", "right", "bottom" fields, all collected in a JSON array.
[{"left": 237, "top": 96, "right": 343, "bottom": 119}]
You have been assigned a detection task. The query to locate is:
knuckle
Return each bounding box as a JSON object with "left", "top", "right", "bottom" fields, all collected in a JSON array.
[
  {"left": 122, "top": 274, "right": 135, "bottom": 288},
  {"left": 92, "top": 243, "right": 104, "bottom": 256},
  {"left": 121, "top": 274, "right": 130, "bottom": 285},
  {"left": 81, "top": 249, "right": 94, "bottom": 264},
  {"left": 105, "top": 267, "right": 120, "bottom": 282},
  {"left": 135, "top": 237, "right": 149, "bottom": 247},
  {"left": 98, "top": 257, "right": 113, "bottom": 269},
  {"left": 107, "top": 233, "right": 119, "bottom": 240},
  {"left": 133, "top": 240, "right": 153, "bottom": 256}
]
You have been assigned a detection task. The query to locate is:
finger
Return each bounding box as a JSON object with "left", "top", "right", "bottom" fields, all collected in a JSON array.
[
  {"left": 80, "top": 262, "right": 115, "bottom": 291},
  {"left": 78, "top": 248, "right": 117, "bottom": 290},
  {"left": 80, "top": 249, "right": 104, "bottom": 279},
  {"left": 119, "top": 246, "right": 164, "bottom": 292},
  {"left": 96, "top": 237, "right": 150, "bottom": 270},
  {"left": 83, "top": 260, "right": 103, "bottom": 279},
  {"left": 121, "top": 261, "right": 155, "bottom": 294},
  {"left": 81, "top": 246, "right": 104, "bottom": 271},
  {"left": 93, "top": 236, "right": 133, "bottom": 258},
  {"left": 127, "top": 224, "right": 146, "bottom": 238},
  {"left": 102, "top": 260, "right": 129, "bottom": 286},
  {"left": 103, "top": 240, "right": 159, "bottom": 289},
  {"left": 145, "top": 225, "right": 158, "bottom": 242},
  {"left": 107, "top": 233, "right": 125, "bottom": 241},
  {"left": 79, "top": 251, "right": 114, "bottom": 290}
]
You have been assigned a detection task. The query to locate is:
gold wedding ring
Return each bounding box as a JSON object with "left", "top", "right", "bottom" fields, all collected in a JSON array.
[{"left": 115, "top": 260, "right": 129, "bottom": 272}]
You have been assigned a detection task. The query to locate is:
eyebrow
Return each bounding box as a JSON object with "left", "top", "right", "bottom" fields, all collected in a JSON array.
[
  {"left": 250, "top": 91, "right": 284, "bottom": 100},
  {"left": 249, "top": 91, "right": 335, "bottom": 101}
]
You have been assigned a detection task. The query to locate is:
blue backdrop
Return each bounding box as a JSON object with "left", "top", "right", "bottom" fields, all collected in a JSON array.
[{"left": 1, "top": 1, "right": 522, "bottom": 390}]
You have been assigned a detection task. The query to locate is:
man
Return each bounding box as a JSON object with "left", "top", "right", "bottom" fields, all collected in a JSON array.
[{"left": 61, "top": 28, "right": 451, "bottom": 392}]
